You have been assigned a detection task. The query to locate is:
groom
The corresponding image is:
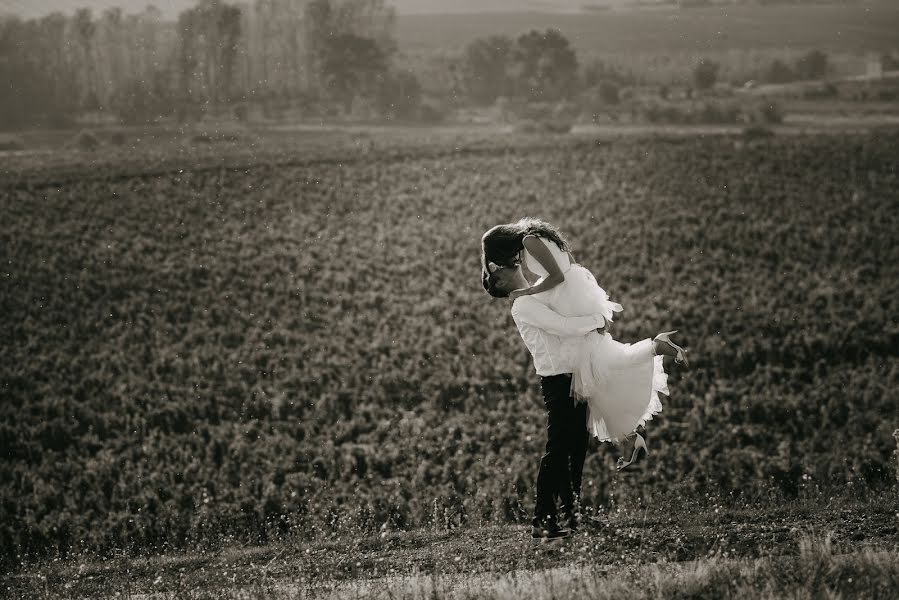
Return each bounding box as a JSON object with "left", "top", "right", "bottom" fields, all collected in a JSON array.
[{"left": 484, "top": 262, "right": 608, "bottom": 541}]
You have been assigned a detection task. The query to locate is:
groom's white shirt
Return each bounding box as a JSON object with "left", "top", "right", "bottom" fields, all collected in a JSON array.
[{"left": 510, "top": 295, "right": 605, "bottom": 376}]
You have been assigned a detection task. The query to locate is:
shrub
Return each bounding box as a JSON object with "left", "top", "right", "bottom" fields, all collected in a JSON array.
[
  {"left": 795, "top": 50, "right": 829, "bottom": 81},
  {"left": 742, "top": 125, "right": 774, "bottom": 140},
  {"left": 109, "top": 130, "right": 127, "bottom": 146},
  {"left": 802, "top": 83, "right": 838, "bottom": 100},
  {"left": 70, "top": 130, "right": 101, "bottom": 151},
  {"left": 513, "top": 119, "right": 538, "bottom": 133},
  {"left": 694, "top": 59, "right": 720, "bottom": 91},
  {"left": 539, "top": 120, "right": 573, "bottom": 134},
  {"left": 552, "top": 100, "right": 580, "bottom": 121},
  {"left": 513, "top": 118, "right": 572, "bottom": 133},
  {"left": 0, "top": 136, "right": 25, "bottom": 152},
  {"left": 417, "top": 101, "right": 448, "bottom": 124},
  {"left": 766, "top": 59, "right": 795, "bottom": 84},
  {"left": 598, "top": 81, "right": 620, "bottom": 105},
  {"left": 233, "top": 103, "right": 249, "bottom": 122},
  {"left": 699, "top": 101, "right": 741, "bottom": 124},
  {"left": 758, "top": 102, "right": 784, "bottom": 124}
]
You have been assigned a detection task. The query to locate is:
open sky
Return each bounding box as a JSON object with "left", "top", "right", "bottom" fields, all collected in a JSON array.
[{"left": 0, "top": 0, "right": 636, "bottom": 19}]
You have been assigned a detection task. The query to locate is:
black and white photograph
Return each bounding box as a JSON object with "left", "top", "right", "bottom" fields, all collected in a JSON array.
[{"left": 1, "top": 0, "right": 898, "bottom": 597}]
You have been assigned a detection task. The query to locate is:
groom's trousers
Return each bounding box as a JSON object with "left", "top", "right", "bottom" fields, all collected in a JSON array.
[{"left": 533, "top": 373, "right": 589, "bottom": 528}]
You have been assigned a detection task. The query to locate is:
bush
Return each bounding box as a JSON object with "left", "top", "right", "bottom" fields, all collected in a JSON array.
[
  {"left": 513, "top": 119, "right": 539, "bottom": 134},
  {"left": 513, "top": 119, "right": 571, "bottom": 134},
  {"left": 598, "top": 81, "right": 620, "bottom": 105},
  {"left": 417, "top": 101, "right": 448, "bottom": 124},
  {"left": 540, "top": 120, "right": 573, "bottom": 134},
  {"left": 189, "top": 132, "right": 241, "bottom": 145},
  {"left": 70, "top": 130, "right": 101, "bottom": 151},
  {"left": 518, "top": 102, "right": 555, "bottom": 121},
  {"left": 757, "top": 102, "right": 784, "bottom": 125},
  {"left": 552, "top": 100, "right": 580, "bottom": 121},
  {"left": 694, "top": 59, "right": 720, "bottom": 91},
  {"left": 0, "top": 136, "right": 25, "bottom": 152},
  {"left": 109, "top": 130, "right": 127, "bottom": 146},
  {"left": 802, "top": 83, "right": 838, "bottom": 100},
  {"left": 766, "top": 59, "right": 795, "bottom": 84},
  {"left": 742, "top": 125, "right": 774, "bottom": 140},
  {"left": 699, "top": 101, "right": 741, "bottom": 124},
  {"left": 643, "top": 103, "right": 690, "bottom": 124},
  {"left": 795, "top": 50, "right": 829, "bottom": 81},
  {"left": 233, "top": 103, "right": 249, "bottom": 122}
]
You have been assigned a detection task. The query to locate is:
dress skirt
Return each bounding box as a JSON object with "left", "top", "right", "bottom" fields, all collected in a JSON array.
[{"left": 541, "top": 264, "right": 669, "bottom": 443}]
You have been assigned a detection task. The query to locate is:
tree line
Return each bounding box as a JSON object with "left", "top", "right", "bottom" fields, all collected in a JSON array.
[
  {"left": 0, "top": 0, "right": 411, "bottom": 129},
  {"left": 0, "top": 0, "right": 859, "bottom": 131}
]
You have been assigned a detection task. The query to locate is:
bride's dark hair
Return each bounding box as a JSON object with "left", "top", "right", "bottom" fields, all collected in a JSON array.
[{"left": 481, "top": 217, "right": 570, "bottom": 293}]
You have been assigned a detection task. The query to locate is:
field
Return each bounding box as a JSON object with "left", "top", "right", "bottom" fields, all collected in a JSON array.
[
  {"left": 395, "top": 2, "right": 899, "bottom": 55},
  {"left": 2, "top": 124, "right": 899, "bottom": 597}
]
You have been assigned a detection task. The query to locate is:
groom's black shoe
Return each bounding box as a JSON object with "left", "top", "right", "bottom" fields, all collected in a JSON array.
[{"left": 531, "top": 523, "right": 570, "bottom": 542}]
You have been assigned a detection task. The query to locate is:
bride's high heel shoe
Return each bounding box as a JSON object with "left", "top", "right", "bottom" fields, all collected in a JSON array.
[
  {"left": 654, "top": 330, "right": 689, "bottom": 367},
  {"left": 616, "top": 432, "right": 648, "bottom": 471}
]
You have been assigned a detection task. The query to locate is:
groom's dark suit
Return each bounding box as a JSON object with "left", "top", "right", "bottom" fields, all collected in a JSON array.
[
  {"left": 535, "top": 373, "right": 589, "bottom": 527},
  {"left": 510, "top": 295, "right": 606, "bottom": 528}
]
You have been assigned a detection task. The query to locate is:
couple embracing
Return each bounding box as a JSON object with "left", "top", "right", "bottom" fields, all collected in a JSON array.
[{"left": 481, "top": 218, "right": 689, "bottom": 542}]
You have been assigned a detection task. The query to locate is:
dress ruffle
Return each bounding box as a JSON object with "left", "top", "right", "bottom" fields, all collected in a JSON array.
[
  {"left": 531, "top": 262, "right": 670, "bottom": 444},
  {"left": 581, "top": 352, "right": 669, "bottom": 443}
]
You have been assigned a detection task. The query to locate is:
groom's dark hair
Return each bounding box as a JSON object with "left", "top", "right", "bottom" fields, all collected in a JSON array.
[
  {"left": 482, "top": 217, "right": 569, "bottom": 269},
  {"left": 482, "top": 268, "right": 510, "bottom": 298}
]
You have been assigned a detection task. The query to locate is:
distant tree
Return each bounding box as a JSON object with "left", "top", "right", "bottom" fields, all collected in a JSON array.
[
  {"left": 303, "top": 0, "right": 334, "bottom": 91},
  {"left": 72, "top": 9, "right": 99, "bottom": 110},
  {"left": 766, "top": 59, "right": 795, "bottom": 84},
  {"left": 582, "top": 59, "right": 630, "bottom": 88},
  {"left": 882, "top": 53, "right": 899, "bottom": 71},
  {"left": 693, "top": 59, "right": 719, "bottom": 91},
  {"left": 304, "top": 0, "right": 397, "bottom": 112},
  {"left": 794, "top": 50, "right": 828, "bottom": 81},
  {"left": 321, "top": 33, "right": 389, "bottom": 112},
  {"left": 111, "top": 71, "right": 173, "bottom": 125},
  {"left": 461, "top": 35, "right": 514, "bottom": 106},
  {"left": 176, "top": 1, "right": 242, "bottom": 110},
  {"left": 373, "top": 70, "right": 422, "bottom": 119},
  {"left": 511, "top": 29, "right": 579, "bottom": 102}
]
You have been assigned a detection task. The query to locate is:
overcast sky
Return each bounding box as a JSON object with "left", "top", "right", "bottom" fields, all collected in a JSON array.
[{"left": 0, "top": 0, "right": 630, "bottom": 19}]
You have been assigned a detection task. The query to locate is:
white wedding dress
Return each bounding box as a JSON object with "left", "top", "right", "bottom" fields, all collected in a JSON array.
[{"left": 522, "top": 237, "right": 669, "bottom": 443}]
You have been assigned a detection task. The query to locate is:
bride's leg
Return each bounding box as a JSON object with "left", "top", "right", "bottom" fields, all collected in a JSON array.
[
  {"left": 652, "top": 338, "right": 677, "bottom": 358},
  {"left": 653, "top": 331, "right": 689, "bottom": 366}
]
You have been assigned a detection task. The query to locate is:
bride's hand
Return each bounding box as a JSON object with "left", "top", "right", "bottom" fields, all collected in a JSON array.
[{"left": 508, "top": 288, "right": 527, "bottom": 301}]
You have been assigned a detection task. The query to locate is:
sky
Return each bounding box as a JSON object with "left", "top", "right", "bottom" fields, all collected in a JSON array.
[{"left": 0, "top": 0, "right": 637, "bottom": 19}]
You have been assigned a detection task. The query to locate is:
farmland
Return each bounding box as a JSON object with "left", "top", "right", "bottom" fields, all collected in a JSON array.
[
  {"left": 1, "top": 125, "right": 898, "bottom": 596},
  {"left": 395, "top": 2, "right": 899, "bottom": 55}
]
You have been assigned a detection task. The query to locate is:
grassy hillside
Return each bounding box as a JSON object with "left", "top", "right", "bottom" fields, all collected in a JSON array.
[
  {"left": 4, "top": 493, "right": 898, "bottom": 598},
  {"left": 1, "top": 128, "right": 898, "bottom": 571}
]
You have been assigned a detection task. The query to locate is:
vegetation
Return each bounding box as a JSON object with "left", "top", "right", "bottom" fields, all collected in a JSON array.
[
  {"left": 4, "top": 493, "right": 898, "bottom": 598},
  {"left": 2, "top": 129, "right": 897, "bottom": 572},
  {"left": 0, "top": 0, "right": 408, "bottom": 128},
  {"left": 2, "top": 1, "right": 897, "bottom": 130}
]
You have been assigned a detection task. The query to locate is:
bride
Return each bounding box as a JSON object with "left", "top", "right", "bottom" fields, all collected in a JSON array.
[{"left": 482, "top": 217, "right": 689, "bottom": 470}]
